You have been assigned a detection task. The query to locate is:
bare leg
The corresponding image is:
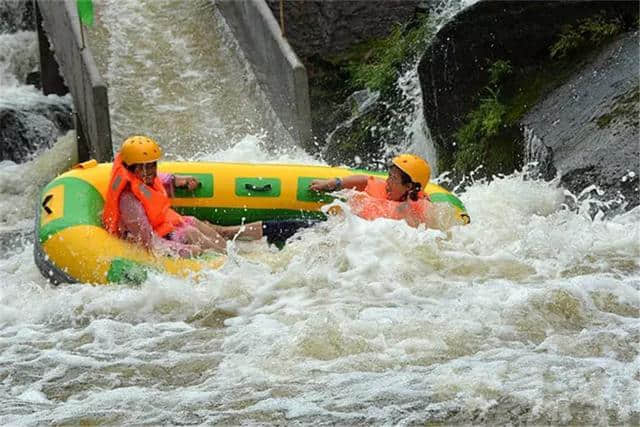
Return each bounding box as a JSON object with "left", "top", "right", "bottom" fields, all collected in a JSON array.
[
  {"left": 193, "top": 219, "right": 264, "bottom": 241},
  {"left": 182, "top": 226, "right": 227, "bottom": 254}
]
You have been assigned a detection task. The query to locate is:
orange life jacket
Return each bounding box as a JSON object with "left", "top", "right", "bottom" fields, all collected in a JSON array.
[
  {"left": 349, "top": 176, "right": 429, "bottom": 224},
  {"left": 102, "top": 154, "right": 183, "bottom": 237}
]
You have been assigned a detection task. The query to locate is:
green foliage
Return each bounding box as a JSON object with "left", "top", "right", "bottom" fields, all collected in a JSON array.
[
  {"left": 550, "top": 13, "right": 623, "bottom": 59},
  {"left": 443, "top": 11, "right": 632, "bottom": 176},
  {"left": 488, "top": 60, "right": 513, "bottom": 87},
  {"left": 454, "top": 92, "right": 507, "bottom": 172},
  {"left": 453, "top": 61, "right": 511, "bottom": 173},
  {"left": 348, "top": 15, "right": 434, "bottom": 93},
  {"left": 478, "top": 92, "right": 507, "bottom": 137},
  {"left": 582, "top": 15, "right": 622, "bottom": 42},
  {"left": 595, "top": 84, "right": 639, "bottom": 128},
  {"left": 550, "top": 26, "right": 583, "bottom": 59}
]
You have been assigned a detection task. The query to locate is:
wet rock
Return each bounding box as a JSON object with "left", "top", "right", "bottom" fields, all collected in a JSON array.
[
  {"left": 523, "top": 127, "right": 557, "bottom": 181},
  {"left": 266, "top": 1, "right": 426, "bottom": 158},
  {"left": 0, "top": 0, "right": 34, "bottom": 33},
  {"left": 265, "top": 0, "right": 422, "bottom": 58},
  {"left": 25, "top": 70, "right": 40, "bottom": 89},
  {"left": 0, "top": 102, "right": 73, "bottom": 163},
  {"left": 417, "top": 0, "right": 638, "bottom": 210},
  {"left": 0, "top": 228, "right": 32, "bottom": 258},
  {"left": 418, "top": 0, "right": 638, "bottom": 154},
  {"left": 323, "top": 90, "right": 407, "bottom": 168},
  {"left": 30, "top": 101, "right": 73, "bottom": 131},
  {"left": 521, "top": 32, "right": 639, "bottom": 210},
  {"left": 323, "top": 102, "right": 387, "bottom": 167}
]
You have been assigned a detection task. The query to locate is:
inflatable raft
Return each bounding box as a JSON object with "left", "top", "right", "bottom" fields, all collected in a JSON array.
[{"left": 35, "top": 160, "right": 469, "bottom": 285}]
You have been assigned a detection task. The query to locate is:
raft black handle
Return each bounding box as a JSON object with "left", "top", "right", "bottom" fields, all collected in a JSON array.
[
  {"left": 245, "top": 183, "right": 272, "bottom": 192},
  {"left": 42, "top": 194, "right": 53, "bottom": 215}
]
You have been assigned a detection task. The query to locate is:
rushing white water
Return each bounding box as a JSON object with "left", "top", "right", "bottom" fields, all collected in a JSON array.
[
  {"left": 2, "top": 150, "right": 638, "bottom": 423},
  {"left": 392, "top": 0, "right": 481, "bottom": 175},
  {"left": 1, "top": 0, "right": 638, "bottom": 424},
  {"left": 0, "top": 2, "right": 75, "bottom": 232},
  {"left": 0, "top": 30, "right": 36, "bottom": 88},
  {"left": 87, "top": 0, "right": 292, "bottom": 159}
]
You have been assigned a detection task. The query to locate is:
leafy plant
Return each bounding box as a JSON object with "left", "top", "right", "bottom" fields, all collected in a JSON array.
[
  {"left": 348, "top": 15, "right": 434, "bottom": 93},
  {"left": 550, "top": 13, "right": 623, "bottom": 59},
  {"left": 454, "top": 89, "right": 507, "bottom": 171},
  {"left": 453, "top": 61, "right": 511, "bottom": 172},
  {"left": 488, "top": 59, "right": 513, "bottom": 87}
]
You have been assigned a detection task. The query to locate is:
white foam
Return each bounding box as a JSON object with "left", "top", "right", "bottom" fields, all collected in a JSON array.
[
  {"left": 1, "top": 0, "right": 637, "bottom": 423},
  {"left": 0, "top": 30, "right": 37, "bottom": 88}
]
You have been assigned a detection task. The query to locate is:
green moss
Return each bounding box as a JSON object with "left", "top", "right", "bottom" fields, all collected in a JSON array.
[
  {"left": 307, "top": 12, "right": 435, "bottom": 161},
  {"left": 550, "top": 13, "right": 623, "bottom": 59},
  {"left": 346, "top": 14, "right": 435, "bottom": 94},
  {"left": 453, "top": 62, "right": 514, "bottom": 174},
  {"left": 447, "top": 11, "right": 633, "bottom": 177},
  {"left": 595, "top": 84, "right": 640, "bottom": 129}
]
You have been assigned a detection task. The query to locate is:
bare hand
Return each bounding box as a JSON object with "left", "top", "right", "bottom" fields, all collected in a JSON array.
[
  {"left": 175, "top": 175, "right": 200, "bottom": 191},
  {"left": 184, "top": 177, "right": 200, "bottom": 191},
  {"left": 309, "top": 179, "right": 330, "bottom": 192}
]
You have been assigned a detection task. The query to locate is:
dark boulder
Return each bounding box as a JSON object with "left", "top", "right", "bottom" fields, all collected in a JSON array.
[
  {"left": 26, "top": 70, "right": 41, "bottom": 89},
  {"left": 0, "top": 0, "right": 34, "bottom": 33},
  {"left": 322, "top": 90, "right": 387, "bottom": 168},
  {"left": 0, "top": 102, "right": 73, "bottom": 163},
  {"left": 265, "top": 0, "right": 422, "bottom": 58},
  {"left": 263, "top": 0, "right": 429, "bottom": 163},
  {"left": 418, "top": 0, "right": 638, "bottom": 154},
  {"left": 522, "top": 32, "right": 639, "bottom": 210},
  {"left": 0, "top": 228, "right": 32, "bottom": 258}
]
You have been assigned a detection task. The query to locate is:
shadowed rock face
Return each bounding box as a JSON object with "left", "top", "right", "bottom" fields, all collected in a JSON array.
[
  {"left": 262, "top": 0, "right": 427, "bottom": 165},
  {"left": 522, "top": 32, "right": 639, "bottom": 210},
  {"left": 0, "top": 0, "right": 34, "bottom": 33},
  {"left": 418, "top": 0, "right": 637, "bottom": 152},
  {"left": 417, "top": 0, "right": 638, "bottom": 210},
  {"left": 0, "top": 0, "right": 73, "bottom": 164},
  {"left": 0, "top": 103, "right": 73, "bottom": 163},
  {"left": 265, "top": 0, "right": 422, "bottom": 58}
]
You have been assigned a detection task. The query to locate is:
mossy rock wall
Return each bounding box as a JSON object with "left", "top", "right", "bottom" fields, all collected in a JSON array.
[
  {"left": 522, "top": 32, "right": 639, "bottom": 210},
  {"left": 265, "top": 1, "right": 422, "bottom": 58},
  {"left": 264, "top": 0, "right": 427, "bottom": 165},
  {"left": 418, "top": 0, "right": 638, "bottom": 169}
]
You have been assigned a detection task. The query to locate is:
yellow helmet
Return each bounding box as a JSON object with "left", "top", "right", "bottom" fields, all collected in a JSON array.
[
  {"left": 392, "top": 154, "right": 431, "bottom": 189},
  {"left": 120, "top": 136, "right": 162, "bottom": 165}
]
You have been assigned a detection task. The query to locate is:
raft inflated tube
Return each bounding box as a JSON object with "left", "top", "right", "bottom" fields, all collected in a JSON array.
[{"left": 35, "top": 160, "right": 470, "bottom": 285}]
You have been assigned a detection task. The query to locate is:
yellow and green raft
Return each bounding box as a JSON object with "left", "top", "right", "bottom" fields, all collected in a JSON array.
[{"left": 35, "top": 160, "right": 470, "bottom": 285}]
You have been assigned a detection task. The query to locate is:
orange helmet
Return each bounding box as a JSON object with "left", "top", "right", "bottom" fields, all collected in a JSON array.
[
  {"left": 391, "top": 154, "right": 430, "bottom": 189},
  {"left": 120, "top": 136, "right": 162, "bottom": 165}
]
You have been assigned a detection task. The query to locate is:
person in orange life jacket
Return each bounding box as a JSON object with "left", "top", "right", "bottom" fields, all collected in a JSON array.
[
  {"left": 308, "top": 154, "right": 431, "bottom": 228},
  {"left": 102, "top": 136, "right": 266, "bottom": 257}
]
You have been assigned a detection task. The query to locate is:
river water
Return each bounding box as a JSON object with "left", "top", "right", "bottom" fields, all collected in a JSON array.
[
  {"left": 87, "top": 0, "right": 294, "bottom": 158},
  {"left": 1, "top": 0, "right": 638, "bottom": 424}
]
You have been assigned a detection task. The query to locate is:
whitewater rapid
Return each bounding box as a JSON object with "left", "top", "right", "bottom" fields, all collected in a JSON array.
[
  {"left": 87, "top": 0, "right": 293, "bottom": 158},
  {"left": 1, "top": 135, "right": 638, "bottom": 424},
  {"left": 1, "top": 0, "right": 638, "bottom": 424}
]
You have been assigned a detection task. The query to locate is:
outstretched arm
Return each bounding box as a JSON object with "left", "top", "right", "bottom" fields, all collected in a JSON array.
[{"left": 309, "top": 175, "right": 368, "bottom": 192}]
